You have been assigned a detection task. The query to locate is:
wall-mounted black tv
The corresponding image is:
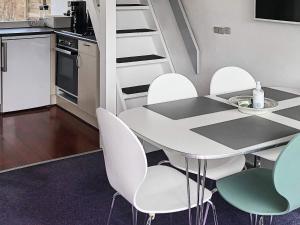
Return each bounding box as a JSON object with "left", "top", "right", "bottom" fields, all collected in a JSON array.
[{"left": 255, "top": 0, "right": 300, "bottom": 24}]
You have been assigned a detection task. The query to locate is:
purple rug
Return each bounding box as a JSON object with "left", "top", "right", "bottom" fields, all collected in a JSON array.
[{"left": 0, "top": 151, "right": 299, "bottom": 225}]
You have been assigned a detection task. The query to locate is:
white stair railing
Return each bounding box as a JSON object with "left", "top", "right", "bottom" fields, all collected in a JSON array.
[{"left": 169, "top": 0, "right": 199, "bottom": 74}]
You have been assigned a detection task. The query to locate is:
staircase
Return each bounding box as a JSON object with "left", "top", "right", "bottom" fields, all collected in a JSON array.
[
  {"left": 116, "top": 0, "right": 175, "bottom": 113},
  {"left": 87, "top": 0, "right": 199, "bottom": 115}
]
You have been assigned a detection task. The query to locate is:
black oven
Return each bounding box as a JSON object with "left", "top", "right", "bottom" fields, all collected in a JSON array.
[{"left": 56, "top": 35, "right": 78, "bottom": 97}]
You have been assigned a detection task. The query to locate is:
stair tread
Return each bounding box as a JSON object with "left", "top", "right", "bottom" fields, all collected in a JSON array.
[
  {"left": 122, "top": 85, "right": 150, "bottom": 95},
  {"left": 117, "top": 54, "right": 165, "bottom": 64},
  {"left": 117, "top": 29, "right": 156, "bottom": 34},
  {"left": 116, "top": 4, "right": 147, "bottom": 7}
]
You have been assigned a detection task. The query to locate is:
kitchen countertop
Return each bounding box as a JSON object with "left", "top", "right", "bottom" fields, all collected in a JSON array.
[
  {"left": 0, "top": 27, "right": 53, "bottom": 37},
  {"left": 0, "top": 27, "right": 97, "bottom": 44}
]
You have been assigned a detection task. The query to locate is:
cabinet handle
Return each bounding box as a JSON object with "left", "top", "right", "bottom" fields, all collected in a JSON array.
[
  {"left": 1, "top": 42, "right": 7, "bottom": 72},
  {"left": 56, "top": 47, "right": 75, "bottom": 55},
  {"left": 83, "top": 44, "right": 91, "bottom": 47}
]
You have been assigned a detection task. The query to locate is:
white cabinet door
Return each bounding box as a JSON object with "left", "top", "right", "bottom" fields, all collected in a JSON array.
[
  {"left": 78, "top": 41, "right": 99, "bottom": 117},
  {"left": 2, "top": 35, "right": 51, "bottom": 113}
]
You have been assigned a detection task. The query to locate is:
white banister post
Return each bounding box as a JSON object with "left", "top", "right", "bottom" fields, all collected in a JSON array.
[
  {"left": 87, "top": 0, "right": 117, "bottom": 114},
  {"left": 100, "top": 0, "right": 117, "bottom": 114},
  {"left": 101, "top": 0, "right": 116, "bottom": 114}
]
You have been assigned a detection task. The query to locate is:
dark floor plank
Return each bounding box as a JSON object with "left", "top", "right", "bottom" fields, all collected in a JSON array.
[{"left": 0, "top": 106, "right": 99, "bottom": 171}]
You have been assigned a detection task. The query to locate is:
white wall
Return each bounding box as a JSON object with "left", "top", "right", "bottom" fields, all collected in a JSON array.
[
  {"left": 182, "top": 0, "right": 300, "bottom": 95},
  {"left": 51, "top": 0, "right": 69, "bottom": 15}
]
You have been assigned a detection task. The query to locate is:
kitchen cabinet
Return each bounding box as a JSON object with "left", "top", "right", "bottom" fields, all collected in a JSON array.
[
  {"left": 1, "top": 35, "right": 51, "bottom": 113},
  {"left": 77, "top": 40, "right": 99, "bottom": 117}
]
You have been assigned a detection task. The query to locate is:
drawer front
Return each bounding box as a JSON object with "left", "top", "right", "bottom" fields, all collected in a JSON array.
[{"left": 78, "top": 40, "right": 98, "bottom": 57}]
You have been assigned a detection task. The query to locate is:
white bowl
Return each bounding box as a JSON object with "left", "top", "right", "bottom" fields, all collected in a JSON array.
[{"left": 228, "top": 96, "right": 278, "bottom": 115}]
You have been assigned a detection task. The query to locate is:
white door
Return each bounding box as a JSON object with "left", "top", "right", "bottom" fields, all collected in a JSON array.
[{"left": 2, "top": 35, "right": 51, "bottom": 113}]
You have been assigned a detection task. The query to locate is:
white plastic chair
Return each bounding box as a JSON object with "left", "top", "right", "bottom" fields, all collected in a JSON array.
[
  {"left": 210, "top": 66, "right": 256, "bottom": 95},
  {"left": 252, "top": 145, "right": 285, "bottom": 164},
  {"left": 147, "top": 73, "right": 198, "bottom": 104},
  {"left": 97, "top": 108, "right": 218, "bottom": 225},
  {"left": 147, "top": 73, "right": 246, "bottom": 181},
  {"left": 211, "top": 66, "right": 284, "bottom": 163}
]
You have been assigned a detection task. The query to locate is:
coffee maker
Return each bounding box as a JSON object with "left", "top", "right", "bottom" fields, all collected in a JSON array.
[{"left": 66, "top": 1, "right": 88, "bottom": 35}]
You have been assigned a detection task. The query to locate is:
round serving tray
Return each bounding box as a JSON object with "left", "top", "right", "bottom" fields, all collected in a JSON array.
[{"left": 228, "top": 96, "right": 278, "bottom": 115}]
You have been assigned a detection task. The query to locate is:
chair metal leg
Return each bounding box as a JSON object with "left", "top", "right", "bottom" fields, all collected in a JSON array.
[
  {"left": 158, "top": 160, "right": 170, "bottom": 165},
  {"left": 211, "top": 188, "right": 218, "bottom": 195},
  {"left": 269, "top": 216, "right": 273, "bottom": 225},
  {"left": 146, "top": 217, "right": 152, "bottom": 225},
  {"left": 207, "top": 201, "right": 219, "bottom": 225},
  {"left": 132, "top": 206, "right": 138, "bottom": 225},
  {"left": 259, "top": 216, "right": 264, "bottom": 225},
  {"left": 202, "top": 202, "right": 210, "bottom": 225},
  {"left": 106, "top": 192, "right": 120, "bottom": 225},
  {"left": 146, "top": 214, "right": 155, "bottom": 225},
  {"left": 185, "top": 157, "right": 192, "bottom": 225},
  {"left": 254, "top": 215, "right": 258, "bottom": 225},
  {"left": 254, "top": 156, "right": 262, "bottom": 168},
  {"left": 250, "top": 214, "right": 253, "bottom": 225}
]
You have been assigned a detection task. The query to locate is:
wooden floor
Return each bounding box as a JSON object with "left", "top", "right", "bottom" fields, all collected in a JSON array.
[{"left": 0, "top": 106, "right": 100, "bottom": 171}]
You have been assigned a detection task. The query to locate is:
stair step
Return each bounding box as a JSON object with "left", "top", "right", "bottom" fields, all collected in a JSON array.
[
  {"left": 122, "top": 85, "right": 150, "bottom": 99},
  {"left": 117, "top": 29, "right": 158, "bottom": 37},
  {"left": 117, "top": 54, "right": 164, "bottom": 63},
  {"left": 117, "top": 4, "right": 146, "bottom": 6},
  {"left": 117, "top": 54, "right": 168, "bottom": 67},
  {"left": 122, "top": 85, "right": 150, "bottom": 94},
  {"left": 117, "top": 4, "right": 149, "bottom": 10},
  {"left": 117, "top": 28, "right": 155, "bottom": 34}
]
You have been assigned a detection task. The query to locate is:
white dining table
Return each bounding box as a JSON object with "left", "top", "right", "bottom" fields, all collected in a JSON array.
[{"left": 119, "top": 87, "right": 300, "bottom": 225}]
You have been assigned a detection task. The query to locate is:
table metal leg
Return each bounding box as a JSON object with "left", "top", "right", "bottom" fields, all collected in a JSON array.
[
  {"left": 185, "top": 158, "right": 208, "bottom": 225},
  {"left": 199, "top": 160, "right": 208, "bottom": 225},
  {"left": 196, "top": 159, "right": 202, "bottom": 225},
  {"left": 185, "top": 157, "right": 192, "bottom": 225}
]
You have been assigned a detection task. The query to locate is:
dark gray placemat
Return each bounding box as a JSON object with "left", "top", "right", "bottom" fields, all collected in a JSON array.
[
  {"left": 144, "top": 97, "right": 235, "bottom": 120},
  {"left": 274, "top": 106, "right": 300, "bottom": 122},
  {"left": 218, "top": 87, "right": 299, "bottom": 101},
  {"left": 191, "top": 116, "right": 299, "bottom": 150}
]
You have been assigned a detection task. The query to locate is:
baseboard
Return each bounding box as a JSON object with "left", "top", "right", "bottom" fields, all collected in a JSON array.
[{"left": 0, "top": 149, "right": 102, "bottom": 175}]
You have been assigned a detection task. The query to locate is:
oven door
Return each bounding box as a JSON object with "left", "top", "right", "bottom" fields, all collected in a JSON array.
[{"left": 56, "top": 47, "right": 78, "bottom": 96}]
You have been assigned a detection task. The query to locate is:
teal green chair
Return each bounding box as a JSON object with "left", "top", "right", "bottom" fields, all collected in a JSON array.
[{"left": 216, "top": 134, "right": 300, "bottom": 225}]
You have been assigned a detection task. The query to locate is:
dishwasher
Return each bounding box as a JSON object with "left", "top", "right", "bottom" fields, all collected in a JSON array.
[{"left": 0, "top": 35, "right": 51, "bottom": 113}]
